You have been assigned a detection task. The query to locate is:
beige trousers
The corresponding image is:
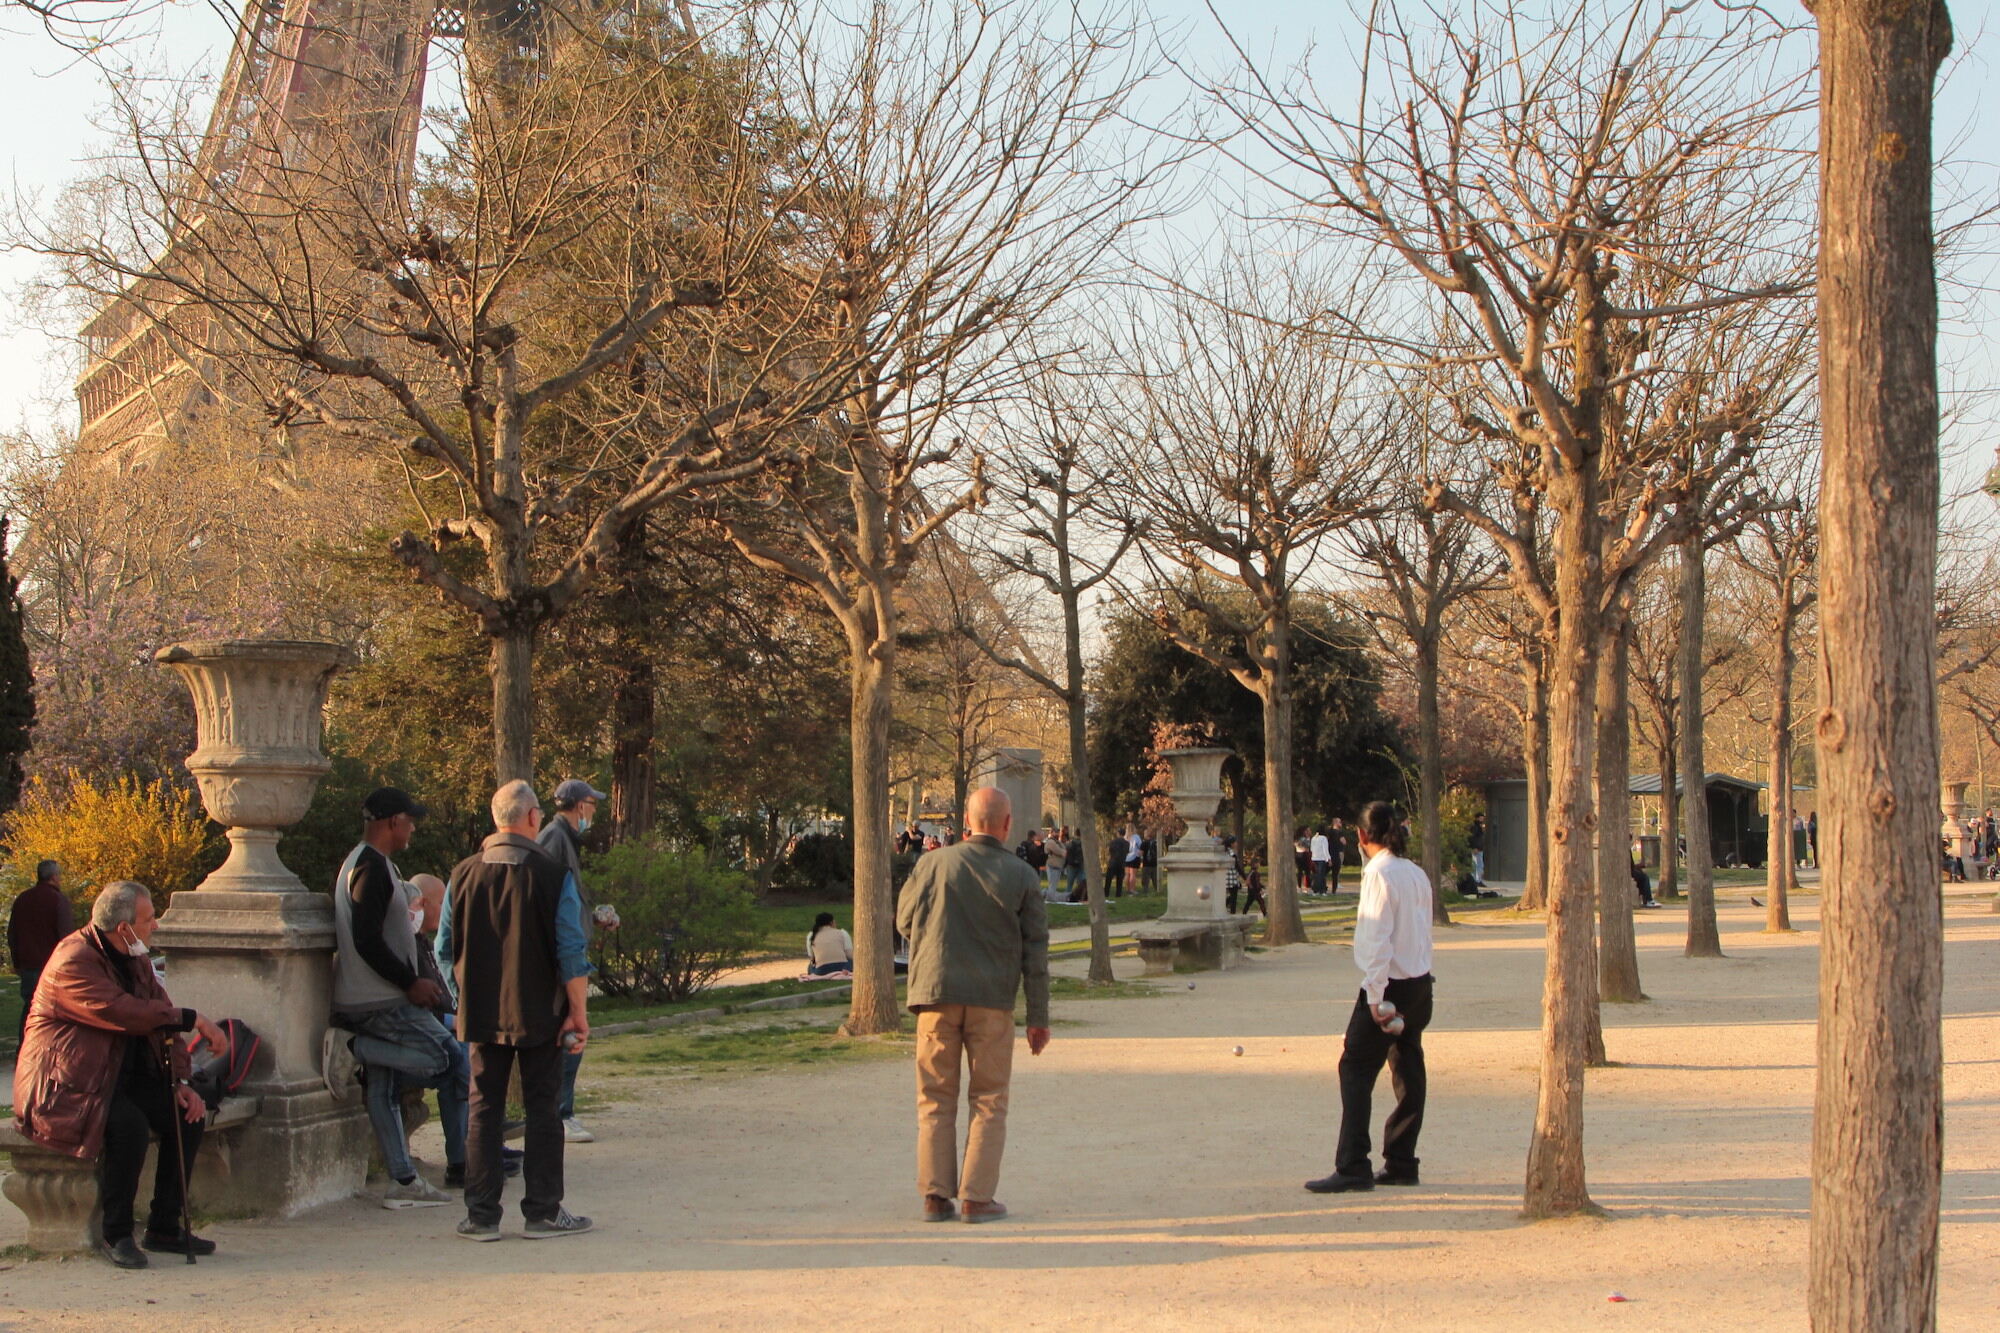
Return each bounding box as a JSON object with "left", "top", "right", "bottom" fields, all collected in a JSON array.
[{"left": 914, "top": 1004, "right": 1015, "bottom": 1202}]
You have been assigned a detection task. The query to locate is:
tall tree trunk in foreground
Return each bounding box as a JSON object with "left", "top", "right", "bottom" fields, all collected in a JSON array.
[
  {"left": 1522, "top": 651, "right": 1552, "bottom": 912},
  {"left": 1066, "top": 679, "right": 1114, "bottom": 983},
  {"left": 1765, "top": 583, "right": 1798, "bottom": 932},
  {"left": 1678, "top": 533, "right": 1722, "bottom": 957},
  {"left": 491, "top": 625, "right": 536, "bottom": 784},
  {"left": 1657, "top": 721, "right": 1680, "bottom": 900},
  {"left": 1599, "top": 618, "right": 1644, "bottom": 1001},
  {"left": 1809, "top": 1, "right": 1951, "bottom": 1324},
  {"left": 844, "top": 617, "right": 901, "bottom": 1036},
  {"left": 1259, "top": 660, "right": 1309, "bottom": 945},
  {"left": 1522, "top": 520, "right": 1603, "bottom": 1218}
]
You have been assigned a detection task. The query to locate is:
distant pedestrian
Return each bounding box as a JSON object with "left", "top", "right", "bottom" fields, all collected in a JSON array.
[
  {"left": 1123, "top": 825, "right": 1143, "bottom": 891},
  {"left": 1806, "top": 810, "right": 1819, "bottom": 869},
  {"left": 439, "top": 780, "right": 594, "bottom": 1241},
  {"left": 1140, "top": 834, "right": 1159, "bottom": 894},
  {"left": 1310, "top": 826, "right": 1333, "bottom": 896},
  {"left": 1044, "top": 829, "right": 1067, "bottom": 900},
  {"left": 897, "top": 787, "right": 1050, "bottom": 1224},
  {"left": 1328, "top": 818, "right": 1350, "bottom": 893},
  {"left": 8, "top": 858, "right": 74, "bottom": 1047},
  {"left": 1466, "top": 816, "right": 1486, "bottom": 886},
  {"left": 1294, "top": 829, "right": 1312, "bottom": 893},
  {"left": 1105, "top": 829, "right": 1130, "bottom": 898},
  {"left": 807, "top": 912, "right": 854, "bottom": 975},
  {"left": 1306, "top": 800, "right": 1435, "bottom": 1195}
]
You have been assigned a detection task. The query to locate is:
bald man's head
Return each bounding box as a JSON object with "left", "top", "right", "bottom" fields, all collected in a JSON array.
[{"left": 964, "top": 787, "right": 1013, "bottom": 839}]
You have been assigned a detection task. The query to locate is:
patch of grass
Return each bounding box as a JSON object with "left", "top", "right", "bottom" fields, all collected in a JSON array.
[
  {"left": 0, "top": 1243, "right": 44, "bottom": 1262},
  {"left": 594, "top": 1019, "right": 911, "bottom": 1078},
  {"left": 1045, "top": 976, "right": 1161, "bottom": 1002},
  {"left": 1045, "top": 893, "right": 1168, "bottom": 929},
  {"left": 591, "top": 976, "right": 855, "bottom": 1026}
]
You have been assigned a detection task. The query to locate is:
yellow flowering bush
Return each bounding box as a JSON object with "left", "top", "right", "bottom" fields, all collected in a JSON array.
[{"left": 3, "top": 773, "right": 219, "bottom": 916}]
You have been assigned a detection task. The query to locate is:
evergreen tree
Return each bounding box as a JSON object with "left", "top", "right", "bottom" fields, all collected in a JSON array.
[{"left": 0, "top": 517, "right": 38, "bottom": 812}]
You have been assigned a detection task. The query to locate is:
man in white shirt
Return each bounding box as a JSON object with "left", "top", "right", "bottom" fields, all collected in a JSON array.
[
  {"left": 1309, "top": 827, "right": 1332, "bottom": 895},
  {"left": 1307, "top": 800, "right": 1435, "bottom": 1194}
]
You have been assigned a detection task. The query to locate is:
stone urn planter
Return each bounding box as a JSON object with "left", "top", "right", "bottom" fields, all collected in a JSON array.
[
  {"left": 1133, "top": 746, "right": 1251, "bottom": 974},
  {"left": 156, "top": 639, "right": 353, "bottom": 893},
  {"left": 145, "top": 637, "right": 370, "bottom": 1217}
]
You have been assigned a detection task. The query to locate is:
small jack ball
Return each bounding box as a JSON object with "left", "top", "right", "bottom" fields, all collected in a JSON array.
[{"left": 1231, "top": 1045, "right": 1244, "bottom": 1057}]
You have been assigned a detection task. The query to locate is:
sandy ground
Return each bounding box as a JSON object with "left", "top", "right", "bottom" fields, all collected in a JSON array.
[{"left": 1, "top": 890, "right": 1995, "bottom": 1332}]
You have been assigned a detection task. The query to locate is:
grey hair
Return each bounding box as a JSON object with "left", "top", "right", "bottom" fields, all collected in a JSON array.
[
  {"left": 35, "top": 859, "right": 57, "bottom": 881},
  {"left": 491, "top": 779, "right": 541, "bottom": 828},
  {"left": 91, "top": 881, "right": 149, "bottom": 931}
]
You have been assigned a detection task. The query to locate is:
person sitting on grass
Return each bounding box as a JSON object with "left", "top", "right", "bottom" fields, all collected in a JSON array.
[{"left": 807, "top": 913, "right": 854, "bottom": 976}]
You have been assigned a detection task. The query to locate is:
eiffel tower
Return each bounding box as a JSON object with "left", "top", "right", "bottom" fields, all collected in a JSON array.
[{"left": 73, "top": 0, "right": 537, "bottom": 456}]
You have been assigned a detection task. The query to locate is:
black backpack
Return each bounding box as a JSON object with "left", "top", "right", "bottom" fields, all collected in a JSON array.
[{"left": 189, "top": 1018, "right": 263, "bottom": 1113}]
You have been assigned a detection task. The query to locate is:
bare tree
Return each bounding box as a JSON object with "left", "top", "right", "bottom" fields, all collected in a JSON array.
[
  {"left": 1113, "top": 272, "right": 1395, "bottom": 946},
  {"left": 1206, "top": 0, "right": 1809, "bottom": 1214},
  {"left": 1734, "top": 453, "right": 1818, "bottom": 933},
  {"left": 1807, "top": 0, "right": 1953, "bottom": 1320},
  {"left": 960, "top": 360, "right": 1138, "bottom": 983},
  {"left": 1347, "top": 402, "right": 1501, "bottom": 923},
  {"left": 713, "top": 0, "right": 1170, "bottom": 1036}
]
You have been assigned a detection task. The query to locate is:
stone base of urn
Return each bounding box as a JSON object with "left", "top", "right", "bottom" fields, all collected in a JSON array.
[
  {"left": 1132, "top": 917, "right": 1256, "bottom": 975},
  {"left": 153, "top": 891, "right": 371, "bottom": 1216}
]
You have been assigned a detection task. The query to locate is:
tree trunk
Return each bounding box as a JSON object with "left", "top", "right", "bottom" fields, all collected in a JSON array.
[
  {"left": 1598, "top": 617, "right": 1644, "bottom": 1002},
  {"left": 1657, "top": 719, "right": 1680, "bottom": 900},
  {"left": 1066, "top": 688, "right": 1114, "bottom": 983},
  {"left": 1521, "top": 651, "right": 1551, "bottom": 912},
  {"left": 609, "top": 654, "right": 656, "bottom": 843},
  {"left": 490, "top": 626, "right": 535, "bottom": 784},
  {"left": 1809, "top": 2, "right": 1950, "bottom": 1324},
  {"left": 1522, "top": 539, "right": 1603, "bottom": 1218},
  {"left": 1260, "top": 661, "right": 1308, "bottom": 945},
  {"left": 842, "top": 612, "right": 902, "bottom": 1036},
  {"left": 1678, "top": 533, "right": 1722, "bottom": 958},
  {"left": 1417, "top": 631, "right": 1451, "bottom": 924},
  {"left": 1766, "top": 586, "right": 1796, "bottom": 932}
]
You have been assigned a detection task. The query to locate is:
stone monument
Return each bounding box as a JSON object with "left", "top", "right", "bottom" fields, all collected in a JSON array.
[
  {"left": 1942, "top": 779, "right": 1977, "bottom": 869},
  {"left": 151, "top": 638, "right": 370, "bottom": 1215},
  {"left": 977, "top": 747, "right": 1044, "bottom": 829},
  {"left": 1131, "top": 747, "right": 1255, "bottom": 973}
]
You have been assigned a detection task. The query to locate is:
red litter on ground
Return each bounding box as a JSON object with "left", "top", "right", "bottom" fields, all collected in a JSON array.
[{"left": 1606, "top": 1293, "right": 1629, "bottom": 1303}]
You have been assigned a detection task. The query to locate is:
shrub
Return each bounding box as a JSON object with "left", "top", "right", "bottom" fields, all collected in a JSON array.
[
  {"left": 1, "top": 773, "right": 220, "bottom": 918},
  {"left": 768, "top": 832, "right": 852, "bottom": 897},
  {"left": 585, "top": 840, "right": 763, "bottom": 1004},
  {"left": 1409, "top": 786, "right": 1482, "bottom": 892}
]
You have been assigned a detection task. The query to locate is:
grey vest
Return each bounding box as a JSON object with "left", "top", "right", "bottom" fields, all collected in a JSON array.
[{"left": 331, "top": 841, "right": 421, "bottom": 1013}]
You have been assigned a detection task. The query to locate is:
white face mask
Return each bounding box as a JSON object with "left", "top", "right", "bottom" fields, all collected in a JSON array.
[
  {"left": 408, "top": 904, "right": 427, "bottom": 934},
  {"left": 121, "top": 925, "right": 150, "bottom": 958}
]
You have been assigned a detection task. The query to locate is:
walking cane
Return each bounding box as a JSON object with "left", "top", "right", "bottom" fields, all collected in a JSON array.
[{"left": 155, "top": 1030, "right": 197, "bottom": 1265}]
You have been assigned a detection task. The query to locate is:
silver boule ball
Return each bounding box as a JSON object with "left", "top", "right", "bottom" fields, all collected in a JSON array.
[
  {"left": 1187, "top": 982, "right": 1197, "bottom": 990},
  {"left": 1231, "top": 1044, "right": 1244, "bottom": 1057},
  {"left": 1195, "top": 884, "right": 1211, "bottom": 900}
]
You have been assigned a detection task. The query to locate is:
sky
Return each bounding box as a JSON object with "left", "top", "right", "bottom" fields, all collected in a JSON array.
[{"left": 0, "top": 1, "right": 1992, "bottom": 494}]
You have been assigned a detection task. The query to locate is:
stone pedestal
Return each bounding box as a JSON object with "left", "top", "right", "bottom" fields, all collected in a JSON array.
[
  {"left": 1943, "top": 780, "right": 1977, "bottom": 866},
  {"left": 151, "top": 639, "right": 370, "bottom": 1217},
  {"left": 1131, "top": 747, "right": 1253, "bottom": 972}
]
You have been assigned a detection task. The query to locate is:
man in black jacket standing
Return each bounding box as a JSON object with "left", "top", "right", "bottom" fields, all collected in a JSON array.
[
  {"left": 439, "top": 780, "right": 594, "bottom": 1241},
  {"left": 538, "top": 778, "right": 606, "bottom": 1146}
]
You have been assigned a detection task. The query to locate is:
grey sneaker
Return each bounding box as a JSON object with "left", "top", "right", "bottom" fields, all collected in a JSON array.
[
  {"left": 523, "top": 1207, "right": 594, "bottom": 1239},
  {"left": 382, "top": 1175, "right": 453, "bottom": 1209},
  {"left": 322, "top": 1026, "right": 361, "bottom": 1103},
  {"left": 456, "top": 1217, "right": 502, "bottom": 1242}
]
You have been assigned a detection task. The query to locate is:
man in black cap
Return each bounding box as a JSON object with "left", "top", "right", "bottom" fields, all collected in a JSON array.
[
  {"left": 539, "top": 778, "right": 607, "bottom": 1143},
  {"left": 324, "top": 787, "right": 464, "bottom": 1208}
]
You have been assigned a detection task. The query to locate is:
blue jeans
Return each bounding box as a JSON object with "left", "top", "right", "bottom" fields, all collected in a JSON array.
[
  {"left": 558, "top": 1048, "right": 584, "bottom": 1120},
  {"left": 336, "top": 1003, "right": 466, "bottom": 1181},
  {"left": 1471, "top": 851, "right": 1485, "bottom": 883}
]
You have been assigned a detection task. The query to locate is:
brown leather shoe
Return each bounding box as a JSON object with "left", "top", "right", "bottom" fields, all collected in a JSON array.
[
  {"left": 961, "top": 1200, "right": 1008, "bottom": 1224},
  {"left": 922, "top": 1194, "right": 957, "bottom": 1223}
]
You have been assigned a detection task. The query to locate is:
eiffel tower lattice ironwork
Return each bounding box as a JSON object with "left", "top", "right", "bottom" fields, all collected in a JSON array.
[{"left": 74, "top": 0, "right": 533, "bottom": 456}]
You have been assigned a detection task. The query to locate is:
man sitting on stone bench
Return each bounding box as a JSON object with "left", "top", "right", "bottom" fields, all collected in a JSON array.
[
  {"left": 324, "top": 787, "right": 464, "bottom": 1208},
  {"left": 12, "top": 881, "right": 229, "bottom": 1269}
]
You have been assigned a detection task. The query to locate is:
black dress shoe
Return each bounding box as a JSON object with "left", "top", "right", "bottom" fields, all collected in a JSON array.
[
  {"left": 1374, "top": 1168, "right": 1420, "bottom": 1186},
  {"left": 98, "top": 1236, "right": 148, "bottom": 1268},
  {"left": 142, "top": 1229, "right": 217, "bottom": 1256},
  {"left": 1304, "top": 1172, "right": 1375, "bottom": 1194}
]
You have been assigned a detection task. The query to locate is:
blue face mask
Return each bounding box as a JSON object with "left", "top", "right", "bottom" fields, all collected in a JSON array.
[{"left": 576, "top": 815, "right": 592, "bottom": 833}]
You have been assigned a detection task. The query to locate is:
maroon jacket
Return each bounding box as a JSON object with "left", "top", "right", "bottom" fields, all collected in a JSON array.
[
  {"left": 7, "top": 879, "right": 75, "bottom": 977},
  {"left": 13, "top": 927, "right": 194, "bottom": 1159}
]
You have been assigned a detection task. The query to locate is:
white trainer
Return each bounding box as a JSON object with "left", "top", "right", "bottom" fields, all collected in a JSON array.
[
  {"left": 322, "top": 1026, "right": 361, "bottom": 1103},
  {"left": 382, "top": 1175, "right": 454, "bottom": 1209},
  {"left": 562, "top": 1116, "right": 596, "bottom": 1144}
]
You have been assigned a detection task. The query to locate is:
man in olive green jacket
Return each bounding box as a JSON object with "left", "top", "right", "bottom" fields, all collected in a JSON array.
[{"left": 896, "top": 786, "right": 1050, "bottom": 1224}]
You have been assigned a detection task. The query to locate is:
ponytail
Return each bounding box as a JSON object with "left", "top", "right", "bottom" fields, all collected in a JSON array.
[{"left": 1358, "top": 800, "right": 1407, "bottom": 857}]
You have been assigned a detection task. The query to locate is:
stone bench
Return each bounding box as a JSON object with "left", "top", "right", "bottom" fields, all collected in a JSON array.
[
  {"left": 1131, "top": 918, "right": 1254, "bottom": 975},
  {"left": 0, "top": 1095, "right": 261, "bottom": 1254}
]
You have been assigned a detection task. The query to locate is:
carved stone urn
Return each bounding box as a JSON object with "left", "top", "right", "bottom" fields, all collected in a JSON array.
[
  {"left": 1157, "top": 747, "right": 1232, "bottom": 921},
  {"left": 149, "top": 637, "right": 370, "bottom": 1217},
  {"left": 156, "top": 639, "right": 353, "bottom": 893}
]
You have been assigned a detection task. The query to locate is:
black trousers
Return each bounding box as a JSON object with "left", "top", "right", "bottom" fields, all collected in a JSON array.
[
  {"left": 1335, "top": 975, "right": 1433, "bottom": 1178},
  {"left": 467, "top": 1040, "right": 564, "bottom": 1226},
  {"left": 99, "top": 1072, "right": 205, "bottom": 1243},
  {"left": 15, "top": 972, "right": 36, "bottom": 1049}
]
